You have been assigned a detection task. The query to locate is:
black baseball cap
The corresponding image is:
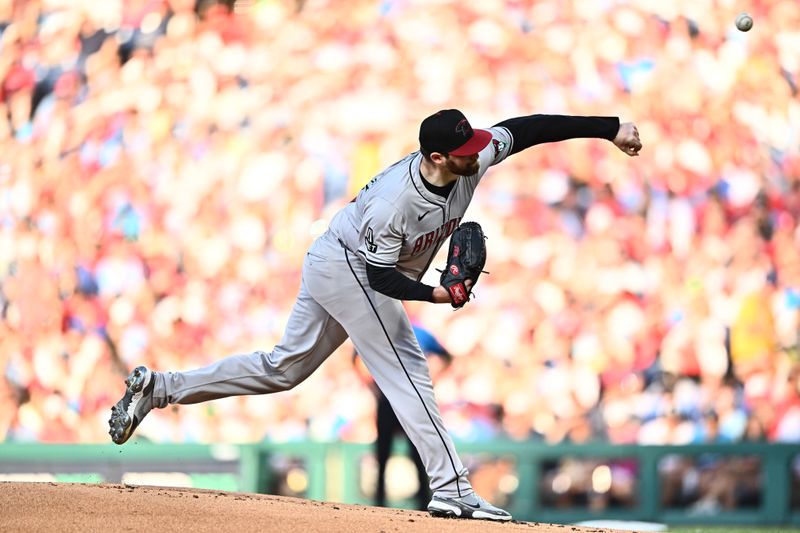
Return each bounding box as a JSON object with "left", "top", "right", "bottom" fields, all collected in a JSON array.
[{"left": 419, "top": 109, "right": 492, "bottom": 156}]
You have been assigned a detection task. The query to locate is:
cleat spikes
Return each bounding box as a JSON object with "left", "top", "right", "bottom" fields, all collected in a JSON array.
[{"left": 108, "top": 366, "right": 155, "bottom": 445}]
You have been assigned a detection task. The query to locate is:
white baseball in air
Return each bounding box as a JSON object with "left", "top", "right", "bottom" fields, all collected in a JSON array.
[{"left": 735, "top": 12, "right": 753, "bottom": 32}]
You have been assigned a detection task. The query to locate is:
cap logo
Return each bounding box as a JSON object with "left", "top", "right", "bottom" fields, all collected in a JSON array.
[{"left": 455, "top": 119, "right": 472, "bottom": 138}]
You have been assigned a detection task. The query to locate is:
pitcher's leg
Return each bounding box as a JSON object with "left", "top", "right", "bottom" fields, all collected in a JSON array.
[
  {"left": 153, "top": 280, "right": 348, "bottom": 407},
  {"left": 110, "top": 247, "right": 349, "bottom": 444},
  {"left": 339, "top": 290, "right": 510, "bottom": 519},
  {"left": 350, "top": 316, "right": 471, "bottom": 498}
]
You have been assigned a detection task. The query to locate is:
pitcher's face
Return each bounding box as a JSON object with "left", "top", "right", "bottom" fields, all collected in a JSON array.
[{"left": 445, "top": 153, "right": 480, "bottom": 176}]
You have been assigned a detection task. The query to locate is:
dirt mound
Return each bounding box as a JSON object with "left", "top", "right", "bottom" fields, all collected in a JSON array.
[{"left": 0, "top": 482, "right": 628, "bottom": 533}]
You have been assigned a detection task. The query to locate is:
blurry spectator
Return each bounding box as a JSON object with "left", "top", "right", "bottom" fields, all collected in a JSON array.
[
  {"left": 0, "top": 0, "right": 799, "bottom": 452},
  {"left": 660, "top": 453, "right": 763, "bottom": 513}
]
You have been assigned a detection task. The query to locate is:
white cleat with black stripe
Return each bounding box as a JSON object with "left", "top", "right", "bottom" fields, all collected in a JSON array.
[
  {"left": 428, "top": 492, "right": 512, "bottom": 521},
  {"left": 108, "top": 366, "right": 155, "bottom": 445}
]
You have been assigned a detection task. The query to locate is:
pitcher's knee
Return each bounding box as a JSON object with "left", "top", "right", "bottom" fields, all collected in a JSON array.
[{"left": 257, "top": 350, "right": 315, "bottom": 392}]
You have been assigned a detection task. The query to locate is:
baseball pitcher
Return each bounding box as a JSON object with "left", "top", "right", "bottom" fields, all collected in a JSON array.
[{"left": 109, "top": 108, "right": 642, "bottom": 521}]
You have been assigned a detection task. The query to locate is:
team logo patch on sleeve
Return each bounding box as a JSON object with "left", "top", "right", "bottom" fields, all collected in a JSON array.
[{"left": 492, "top": 139, "right": 506, "bottom": 161}]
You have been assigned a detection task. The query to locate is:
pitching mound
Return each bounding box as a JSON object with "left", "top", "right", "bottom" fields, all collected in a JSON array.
[{"left": 0, "top": 482, "right": 630, "bottom": 533}]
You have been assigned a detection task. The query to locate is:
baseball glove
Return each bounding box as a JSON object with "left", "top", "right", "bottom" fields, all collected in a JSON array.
[{"left": 439, "top": 221, "right": 487, "bottom": 308}]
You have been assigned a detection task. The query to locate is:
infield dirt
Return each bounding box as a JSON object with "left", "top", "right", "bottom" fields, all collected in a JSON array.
[{"left": 0, "top": 482, "right": 635, "bottom": 533}]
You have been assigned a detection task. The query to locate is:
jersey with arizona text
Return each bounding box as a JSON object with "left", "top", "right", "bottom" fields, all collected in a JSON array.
[{"left": 327, "top": 126, "right": 513, "bottom": 281}]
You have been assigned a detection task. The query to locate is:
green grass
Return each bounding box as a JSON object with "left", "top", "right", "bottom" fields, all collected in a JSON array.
[{"left": 668, "top": 526, "right": 800, "bottom": 533}]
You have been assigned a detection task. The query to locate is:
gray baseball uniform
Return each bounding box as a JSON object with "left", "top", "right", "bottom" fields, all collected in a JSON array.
[{"left": 148, "top": 126, "right": 513, "bottom": 498}]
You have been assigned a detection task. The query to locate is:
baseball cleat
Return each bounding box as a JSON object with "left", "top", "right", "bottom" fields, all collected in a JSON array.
[
  {"left": 427, "top": 492, "right": 512, "bottom": 521},
  {"left": 108, "top": 366, "right": 156, "bottom": 445}
]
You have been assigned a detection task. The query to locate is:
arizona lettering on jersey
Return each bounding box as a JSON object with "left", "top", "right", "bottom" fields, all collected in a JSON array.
[
  {"left": 410, "top": 217, "right": 460, "bottom": 256},
  {"left": 328, "top": 126, "right": 513, "bottom": 280}
]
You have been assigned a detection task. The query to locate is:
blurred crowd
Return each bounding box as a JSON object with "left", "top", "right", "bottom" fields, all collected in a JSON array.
[{"left": 1, "top": 0, "right": 799, "bottom": 458}]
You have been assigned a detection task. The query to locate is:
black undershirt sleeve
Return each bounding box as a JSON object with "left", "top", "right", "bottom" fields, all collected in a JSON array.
[
  {"left": 494, "top": 114, "right": 620, "bottom": 156},
  {"left": 367, "top": 263, "right": 435, "bottom": 302}
]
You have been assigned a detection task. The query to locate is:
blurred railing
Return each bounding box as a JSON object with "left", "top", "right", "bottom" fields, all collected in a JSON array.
[{"left": 1, "top": 442, "right": 797, "bottom": 526}]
